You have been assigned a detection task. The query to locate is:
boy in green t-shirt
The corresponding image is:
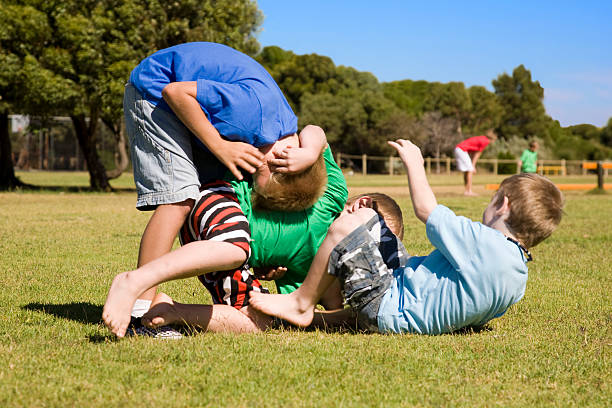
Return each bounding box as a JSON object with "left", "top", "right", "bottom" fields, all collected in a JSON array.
[
  {"left": 519, "top": 141, "right": 538, "bottom": 173},
  {"left": 102, "top": 133, "right": 349, "bottom": 337},
  {"left": 137, "top": 190, "right": 404, "bottom": 335}
]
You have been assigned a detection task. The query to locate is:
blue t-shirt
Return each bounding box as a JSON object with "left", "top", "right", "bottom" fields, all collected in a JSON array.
[
  {"left": 129, "top": 42, "right": 297, "bottom": 147},
  {"left": 377, "top": 205, "right": 528, "bottom": 334}
]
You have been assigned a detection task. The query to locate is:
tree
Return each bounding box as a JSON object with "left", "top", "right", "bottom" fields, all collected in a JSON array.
[
  {"left": 383, "top": 79, "right": 433, "bottom": 117},
  {"left": 465, "top": 85, "right": 502, "bottom": 134},
  {"left": 0, "top": 0, "right": 262, "bottom": 191},
  {"left": 262, "top": 51, "right": 338, "bottom": 112},
  {"left": 425, "top": 82, "right": 471, "bottom": 136},
  {"left": 492, "top": 65, "right": 549, "bottom": 140},
  {"left": 419, "top": 112, "right": 460, "bottom": 173},
  {"left": 601, "top": 117, "right": 612, "bottom": 148}
]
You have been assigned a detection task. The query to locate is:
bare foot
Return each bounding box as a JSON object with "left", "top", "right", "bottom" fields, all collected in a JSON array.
[
  {"left": 141, "top": 292, "right": 180, "bottom": 328},
  {"left": 464, "top": 191, "right": 478, "bottom": 196},
  {"left": 249, "top": 291, "right": 315, "bottom": 327},
  {"left": 102, "top": 272, "right": 141, "bottom": 338}
]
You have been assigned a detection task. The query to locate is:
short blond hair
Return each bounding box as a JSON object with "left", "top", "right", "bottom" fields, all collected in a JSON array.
[
  {"left": 494, "top": 173, "right": 564, "bottom": 248},
  {"left": 251, "top": 154, "right": 327, "bottom": 212},
  {"left": 486, "top": 129, "right": 498, "bottom": 141},
  {"left": 347, "top": 193, "right": 404, "bottom": 240}
]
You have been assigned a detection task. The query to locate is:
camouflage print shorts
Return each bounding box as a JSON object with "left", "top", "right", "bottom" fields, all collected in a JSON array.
[{"left": 327, "top": 214, "right": 410, "bottom": 332}]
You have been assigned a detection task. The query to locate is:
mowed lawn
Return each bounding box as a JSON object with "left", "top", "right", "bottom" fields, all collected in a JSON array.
[{"left": 1, "top": 171, "right": 610, "bottom": 407}]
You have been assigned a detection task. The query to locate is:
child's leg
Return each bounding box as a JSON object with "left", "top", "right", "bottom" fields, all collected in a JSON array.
[
  {"left": 249, "top": 208, "right": 377, "bottom": 327},
  {"left": 135, "top": 200, "right": 194, "bottom": 302},
  {"left": 123, "top": 84, "right": 201, "bottom": 310},
  {"left": 102, "top": 240, "right": 247, "bottom": 337},
  {"left": 311, "top": 308, "right": 358, "bottom": 330},
  {"left": 318, "top": 280, "right": 343, "bottom": 310},
  {"left": 142, "top": 292, "right": 271, "bottom": 333}
]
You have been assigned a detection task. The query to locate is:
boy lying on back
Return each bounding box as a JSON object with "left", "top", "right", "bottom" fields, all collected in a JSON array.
[{"left": 250, "top": 139, "right": 564, "bottom": 335}]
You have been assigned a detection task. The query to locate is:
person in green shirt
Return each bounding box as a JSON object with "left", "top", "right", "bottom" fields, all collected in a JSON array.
[
  {"left": 102, "top": 128, "right": 352, "bottom": 337},
  {"left": 519, "top": 141, "right": 539, "bottom": 173}
]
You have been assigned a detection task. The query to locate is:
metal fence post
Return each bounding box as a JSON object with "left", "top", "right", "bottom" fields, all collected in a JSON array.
[
  {"left": 389, "top": 155, "right": 394, "bottom": 176},
  {"left": 362, "top": 154, "right": 367, "bottom": 176}
]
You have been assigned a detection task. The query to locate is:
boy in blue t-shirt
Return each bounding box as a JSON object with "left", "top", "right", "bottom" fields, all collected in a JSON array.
[
  {"left": 122, "top": 42, "right": 327, "bottom": 330},
  {"left": 250, "top": 139, "right": 565, "bottom": 334}
]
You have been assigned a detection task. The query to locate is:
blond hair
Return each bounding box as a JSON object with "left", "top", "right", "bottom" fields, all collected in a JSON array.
[
  {"left": 494, "top": 173, "right": 564, "bottom": 248},
  {"left": 486, "top": 129, "right": 498, "bottom": 141},
  {"left": 347, "top": 193, "right": 404, "bottom": 240},
  {"left": 251, "top": 154, "right": 327, "bottom": 212}
]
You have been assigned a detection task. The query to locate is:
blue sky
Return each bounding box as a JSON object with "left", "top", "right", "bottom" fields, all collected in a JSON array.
[{"left": 256, "top": 1, "right": 612, "bottom": 127}]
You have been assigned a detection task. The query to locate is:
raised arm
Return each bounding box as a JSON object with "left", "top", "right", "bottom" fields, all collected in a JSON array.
[
  {"left": 388, "top": 139, "right": 437, "bottom": 223},
  {"left": 162, "top": 81, "right": 263, "bottom": 180},
  {"left": 268, "top": 125, "right": 327, "bottom": 174}
]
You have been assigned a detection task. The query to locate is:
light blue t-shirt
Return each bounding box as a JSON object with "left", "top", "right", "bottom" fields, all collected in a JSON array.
[
  {"left": 377, "top": 205, "right": 529, "bottom": 334},
  {"left": 129, "top": 42, "right": 297, "bottom": 147}
]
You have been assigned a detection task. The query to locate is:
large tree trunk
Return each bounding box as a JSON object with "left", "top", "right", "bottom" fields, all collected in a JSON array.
[
  {"left": 71, "top": 113, "right": 112, "bottom": 191},
  {"left": 0, "top": 111, "right": 24, "bottom": 190},
  {"left": 102, "top": 118, "right": 129, "bottom": 180}
]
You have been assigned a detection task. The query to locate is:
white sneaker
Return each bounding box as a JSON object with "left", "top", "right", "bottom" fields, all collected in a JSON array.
[{"left": 125, "top": 317, "right": 183, "bottom": 340}]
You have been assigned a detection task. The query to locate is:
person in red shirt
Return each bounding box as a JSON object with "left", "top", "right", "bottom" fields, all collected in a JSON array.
[{"left": 454, "top": 130, "right": 497, "bottom": 196}]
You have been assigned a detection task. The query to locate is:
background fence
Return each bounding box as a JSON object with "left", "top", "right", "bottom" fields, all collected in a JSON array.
[
  {"left": 8, "top": 115, "right": 608, "bottom": 176},
  {"left": 336, "top": 153, "right": 610, "bottom": 176}
]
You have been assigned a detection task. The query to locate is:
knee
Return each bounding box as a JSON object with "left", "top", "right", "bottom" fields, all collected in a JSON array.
[
  {"left": 157, "top": 199, "right": 194, "bottom": 217},
  {"left": 328, "top": 210, "right": 372, "bottom": 240}
]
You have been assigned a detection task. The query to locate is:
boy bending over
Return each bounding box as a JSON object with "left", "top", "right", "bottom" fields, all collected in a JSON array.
[
  {"left": 124, "top": 42, "right": 327, "bottom": 328},
  {"left": 250, "top": 139, "right": 564, "bottom": 334}
]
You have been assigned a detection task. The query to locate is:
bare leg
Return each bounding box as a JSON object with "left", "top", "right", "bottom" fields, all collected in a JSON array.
[
  {"left": 142, "top": 292, "right": 271, "bottom": 333},
  {"left": 249, "top": 208, "right": 375, "bottom": 327},
  {"left": 311, "top": 308, "right": 358, "bottom": 330},
  {"left": 318, "top": 279, "right": 343, "bottom": 310},
  {"left": 103, "top": 240, "right": 246, "bottom": 337},
  {"left": 464, "top": 171, "right": 477, "bottom": 196},
  {"left": 136, "top": 200, "right": 194, "bottom": 301}
]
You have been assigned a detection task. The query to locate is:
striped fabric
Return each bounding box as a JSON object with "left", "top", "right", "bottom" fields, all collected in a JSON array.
[{"left": 179, "top": 180, "right": 268, "bottom": 309}]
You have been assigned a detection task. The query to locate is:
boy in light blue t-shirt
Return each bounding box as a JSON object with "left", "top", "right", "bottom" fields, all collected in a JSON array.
[{"left": 250, "top": 139, "right": 565, "bottom": 334}]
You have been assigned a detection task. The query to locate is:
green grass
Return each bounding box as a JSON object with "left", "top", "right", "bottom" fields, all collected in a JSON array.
[{"left": 1, "top": 173, "right": 610, "bottom": 407}]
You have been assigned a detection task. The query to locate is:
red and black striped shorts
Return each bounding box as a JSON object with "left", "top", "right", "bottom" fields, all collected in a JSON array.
[{"left": 179, "top": 180, "right": 268, "bottom": 309}]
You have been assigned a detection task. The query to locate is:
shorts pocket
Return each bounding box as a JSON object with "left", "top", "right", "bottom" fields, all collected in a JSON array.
[{"left": 131, "top": 130, "right": 173, "bottom": 195}]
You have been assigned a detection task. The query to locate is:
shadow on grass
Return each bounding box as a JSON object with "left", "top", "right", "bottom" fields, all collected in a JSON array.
[
  {"left": 275, "top": 321, "right": 493, "bottom": 336},
  {"left": 23, "top": 301, "right": 103, "bottom": 325},
  {"left": 23, "top": 302, "right": 119, "bottom": 343},
  {"left": 12, "top": 185, "right": 136, "bottom": 193}
]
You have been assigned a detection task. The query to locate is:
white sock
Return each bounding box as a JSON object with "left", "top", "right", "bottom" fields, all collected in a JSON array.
[{"left": 131, "top": 299, "right": 152, "bottom": 318}]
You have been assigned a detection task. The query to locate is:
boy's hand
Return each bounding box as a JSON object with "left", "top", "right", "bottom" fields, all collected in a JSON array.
[
  {"left": 268, "top": 146, "right": 315, "bottom": 174},
  {"left": 388, "top": 139, "right": 437, "bottom": 223},
  {"left": 253, "top": 266, "right": 288, "bottom": 280},
  {"left": 215, "top": 140, "right": 264, "bottom": 180},
  {"left": 387, "top": 139, "right": 424, "bottom": 167}
]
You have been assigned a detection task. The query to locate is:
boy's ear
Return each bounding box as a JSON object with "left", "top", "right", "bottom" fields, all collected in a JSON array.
[
  {"left": 349, "top": 196, "right": 373, "bottom": 212},
  {"left": 495, "top": 195, "right": 510, "bottom": 216}
]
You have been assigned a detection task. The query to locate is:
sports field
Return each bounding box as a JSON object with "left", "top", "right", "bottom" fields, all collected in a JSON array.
[{"left": 1, "top": 171, "right": 610, "bottom": 407}]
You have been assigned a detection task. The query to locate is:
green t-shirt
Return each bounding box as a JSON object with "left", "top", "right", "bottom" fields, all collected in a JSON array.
[
  {"left": 229, "top": 147, "right": 348, "bottom": 294},
  {"left": 520, "top": 149, "right": 538, "bottom": 173}
]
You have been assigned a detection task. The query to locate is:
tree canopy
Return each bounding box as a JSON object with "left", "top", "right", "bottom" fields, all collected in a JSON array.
[{"left": 0, "top": 0, "right": 262, "bottom": 190}]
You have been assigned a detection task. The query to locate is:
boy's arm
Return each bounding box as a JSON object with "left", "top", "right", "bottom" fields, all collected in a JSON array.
[
  {"left": 268, "top": 125, "right": 327, "bottom": 173},
  {"left": 471, "top": 150, "right": 483, "bottom": 167},
  {"left": 162, "top": 81, "right": 264, "bottom": 180},
  {"left": 388, "top": 139, "right": 437, "bottom": 223}
]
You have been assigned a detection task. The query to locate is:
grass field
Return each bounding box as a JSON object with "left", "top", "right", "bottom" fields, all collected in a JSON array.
[{"left": 1, "top": 171, "right": 610, "bottom": 407}]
